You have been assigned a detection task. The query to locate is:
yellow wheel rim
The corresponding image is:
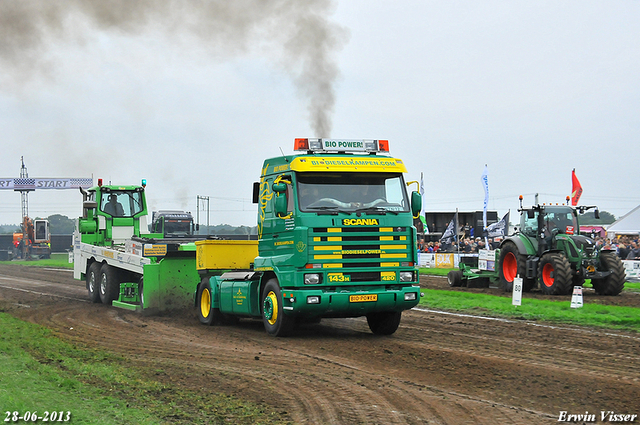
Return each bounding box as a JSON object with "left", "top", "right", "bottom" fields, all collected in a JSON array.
[
  {"left": 264, "top": 291, "right": 279, "bottom": 325},
  {"left": 200, "top": 288, "right": 211, "bottom": 318}
]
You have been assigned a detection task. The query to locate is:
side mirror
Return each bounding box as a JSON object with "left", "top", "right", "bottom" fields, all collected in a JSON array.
[
  {"left": 272, "top": 182, "right": 287, "bottom": 193},
  {"left": 274, "top": 192, "right": 288, "bottom": 217},
  {"left": 527, "top": 210, "right": 535, "bottom": 219},
  {"left": 252, "top": 182, "right": 260, "bottom": 204},
  {"left": 410, "top": 191, "right": 422, "bottom": 219},
  {"left": 594, "top": 208, "right": 600, "bottom": 219}
]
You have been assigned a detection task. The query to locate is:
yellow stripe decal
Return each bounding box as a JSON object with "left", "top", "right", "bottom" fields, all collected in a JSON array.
[
  {"left": 328, "top": 228, "right": 342, "bottom": 233},
  {"left": 381, "top": 253, "right": 407, "bottom": 259},
  {"left": 380, "top": 227, "right": 393, "bottom": 232},
  {"left": 328, "top": 236, "right": 342, "bottom": 242},
  {"left": 313, "top": 237, "right": 321, "bottom": 242},
  {"left": 380, "top": 245, "right": 406, "bottom": 250},
  {"left": 314, "top": 254, "right": 343, "bottom": 260},
  {"left": 380, "top": 236, "right": 393, "bottom": 241},
  {"left": 323, "top": 263, "right": 343, "bottom": 268},
  {"left": 381, "top": 262, "right": 399, "bottom": 267},
  {"left": 314, "top": 245, "right": 342, "bottom": 251}
]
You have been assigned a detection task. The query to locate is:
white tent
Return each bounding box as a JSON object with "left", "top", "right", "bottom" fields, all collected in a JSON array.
[{"left": 606, "top": 205, "right": 640, "bottom": 238}]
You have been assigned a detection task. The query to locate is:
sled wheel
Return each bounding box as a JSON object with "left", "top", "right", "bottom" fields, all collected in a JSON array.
[
  {"left": 98, "top": 264, "right": 120, "bottom": 305},
  {"left": 447, "top": 270, "right": 463, "bottom": 287},
  {"left": 538, "top": 253, "right": 572, "bottom": 295},
  {"left": 366, "top": 311, "right": 402, "bottom": 335},
  {"left": 261, "top": 279, "right": 294, "bottom": 337},
  {"left": 591, "top": 252, "right": 626, "bottom": 295},
  {"left": 86, "top": 262, "right": 101, "bottom": 303}
]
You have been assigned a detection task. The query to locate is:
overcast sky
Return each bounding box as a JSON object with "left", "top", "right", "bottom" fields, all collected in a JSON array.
[{"left": 1, "top": 0, "right": 639, "bottom": 227}]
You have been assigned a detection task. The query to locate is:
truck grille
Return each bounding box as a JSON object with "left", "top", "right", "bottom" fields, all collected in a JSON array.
[{"left": 309, "top": 226, "right": 411, "bottom": 282}]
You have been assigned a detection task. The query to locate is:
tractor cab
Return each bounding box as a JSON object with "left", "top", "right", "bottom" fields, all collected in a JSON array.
[{"left": 520, "top": 205, "right": 581, "bottom": 255}]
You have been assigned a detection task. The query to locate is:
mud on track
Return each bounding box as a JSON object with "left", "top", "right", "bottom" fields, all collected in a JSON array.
[{"left": 1, "top": 264, "right": 639, "bottom": 424}]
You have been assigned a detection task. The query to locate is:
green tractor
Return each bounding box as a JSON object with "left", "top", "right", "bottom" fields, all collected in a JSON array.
[{"left": 497, "top": 198, "right": 625, "bottom": 295}]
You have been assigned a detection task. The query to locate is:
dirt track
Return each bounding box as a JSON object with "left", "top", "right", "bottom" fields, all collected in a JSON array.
[{"left": 1, "top": 264, "right": 639, "bottom": 424}]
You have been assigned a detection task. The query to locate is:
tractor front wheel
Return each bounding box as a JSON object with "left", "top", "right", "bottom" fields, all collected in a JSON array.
[
  {"left": 591, "top": 252, "right": 625, "bottom": 295},
  {"left": 261, "top": 279, "right": 294, "bottom": 337},
  {"left": 499, "top": 242, "right": 534, "bottom": 292},
  {"left": 538, "top": 253, "right": 573, "bottom": 295}
]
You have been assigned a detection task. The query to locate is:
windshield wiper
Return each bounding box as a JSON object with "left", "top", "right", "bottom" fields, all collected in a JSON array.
[
  {"left": 355, "top": 207, "right": 398, "bottom": 215},
  {"left": 305, "top": 206, "right": 351, "bottom": 215}
]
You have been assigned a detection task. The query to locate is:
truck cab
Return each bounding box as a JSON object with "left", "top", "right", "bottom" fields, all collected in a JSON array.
[{"left": 197, "top": 138, "right": 422, "bottom": 336}]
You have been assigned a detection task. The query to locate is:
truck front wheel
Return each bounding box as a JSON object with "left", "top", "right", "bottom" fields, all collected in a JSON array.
[
  {"left": 366, "top": 311, "right": 402, "bottom": 335},
  {"left": 261, "top": 279, "right": 293, "bottom": 337},
  {"left": 98, "top": 264, "right": 120, "bottom": 305},
  {"left": 86, "top": 262, "right": 101, "bottom": 303}
]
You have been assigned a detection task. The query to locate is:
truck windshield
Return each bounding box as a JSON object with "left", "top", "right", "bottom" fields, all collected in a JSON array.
[
  {"left": 101, "top": 191, "right": 144, "bottom": 217},
  {"left": 297, "top": 172, "right": 409, "bottom": 213},
  {"left": 164, "top": 220, "right": 192, "bottom": 235}
]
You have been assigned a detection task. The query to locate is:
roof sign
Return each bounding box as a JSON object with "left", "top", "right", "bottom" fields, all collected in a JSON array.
[{"left": 294, "top": 138, "right": 390, "bottom": 153}]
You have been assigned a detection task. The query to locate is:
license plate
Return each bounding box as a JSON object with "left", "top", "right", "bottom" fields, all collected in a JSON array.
[{"left": 349, "top": 294, "right": 377, "bottom": 303}]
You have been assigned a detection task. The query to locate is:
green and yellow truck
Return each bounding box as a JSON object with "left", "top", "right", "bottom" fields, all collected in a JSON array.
[{"left": 74, "top": 139, "right": 423, "bottom": 336}]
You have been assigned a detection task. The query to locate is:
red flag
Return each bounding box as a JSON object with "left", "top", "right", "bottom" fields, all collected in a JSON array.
[{"left": 571, "top": 169, "right": 582, "bottom": 206}]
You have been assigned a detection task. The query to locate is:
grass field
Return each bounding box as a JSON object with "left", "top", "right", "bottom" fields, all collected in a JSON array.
[
  {"left": 0, "top": 313, "right": 288, "bottom": 425},
  {"left": 0, "top": 253, "right": 73, "bottom": 269}
]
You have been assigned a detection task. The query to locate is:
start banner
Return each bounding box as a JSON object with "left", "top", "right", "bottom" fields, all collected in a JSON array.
[{"left": 0, "top": 178, "right": 92, "bottom": 190}]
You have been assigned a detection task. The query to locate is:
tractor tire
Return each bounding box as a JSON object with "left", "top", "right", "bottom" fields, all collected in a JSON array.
[
  {"left": 591, "top": 252, "right": 626, "bottom": 295},
  {"left": 197, "top": 278, "right": 222, "bottom": 325},
  {"left": 366, "top": 311, "right": 402, "bottom": 335},
  {"left": 98, "top": 264, "right": 120, "bottom": 305},
  {"left": 447, "top": 270, "right": 463, "bottom": 287},
  {"left": 86, "top": 262, "right": 101, "bottom": 303},
  {"left": 538, "top": 253, "right": 573, "bottom": 295},
  {"left": 499, "top": 242, "right": 534, "bottom": 292},
  {"left": 261, "top": 279, "right": 294, "bottom": 337}
]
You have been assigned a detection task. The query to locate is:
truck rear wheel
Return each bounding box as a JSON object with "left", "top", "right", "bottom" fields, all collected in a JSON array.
[
  {"left": 261, "top": 279, "right": 294, "bottom": 337},
  {"left": 98, "top": 264, "right": 120, "bottom": 305},
  {"left": 499, "top": 242, "right": 533, "bottom": 292},
  {"left": 366, "top": 311, "right": 402, "bottom": 335},
  {"left": 197, "top": 278, "right": 222, "bottom": 325},
  {"left": 86, "top": 262, "right": 101, "bottom": 303},
  {"left": 538, "top": 253, "right": 572, "bottom": 295},
  {"left": 591, "top": 252, "right": 625, "bottom": 295}
]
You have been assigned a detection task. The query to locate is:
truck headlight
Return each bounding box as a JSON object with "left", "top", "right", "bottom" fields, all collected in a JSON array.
[
  {"left": 307, "top": 296, "right": 321, "bottom": 304},
  {"left": 404, "top": 292, "right": 417, "bottom": 301},
  {"left": 400, "top": 271, "right": 414, "bottom": 282},
  {"left": 304, "top": 273, "right": 321, "bottom": 285}
]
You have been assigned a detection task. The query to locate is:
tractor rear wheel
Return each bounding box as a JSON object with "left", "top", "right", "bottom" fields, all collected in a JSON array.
[
  {"left": 366, "top": 311, "right": 402, "bottom": 335},
  {"left": 98, "top": 264, "right": 120, "bottom": 305},
  {"left": 538, "top": 253, "right": 572, "bottom": 295},
  {"left": 261, "top": 279, "right": 294, "bottom": 337},
  {"left": 86, "top": 262, "right": 101, "bottom": 303},
  {"left": 591, "top": 252, "right": 625, "bottom": 295},
  {"left": 447, "top": 270, "right": 463, "bottom": 287},
  {"left": 499, "top": 242, "right": 534, "bottom": 292}
]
